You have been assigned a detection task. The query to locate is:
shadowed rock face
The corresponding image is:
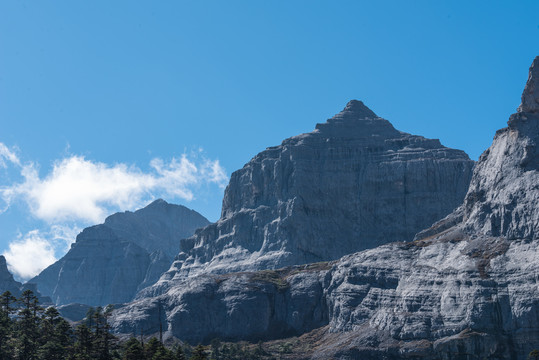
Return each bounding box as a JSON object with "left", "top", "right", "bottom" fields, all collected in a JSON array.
[
  {"left": 144, "top": 100, "right": 474, "bottom": 295},
  {"left": 30, "top": 200, "right": 209, "bottom": 306},
  {"left": 112, "top": 100, "right": 477, "bottom": 347},
  {"left": 0, "top": 255, "right": 22, "bottom": 296},
  {"left": 111, "top": 57, "right": 539, "bottom": 360}
]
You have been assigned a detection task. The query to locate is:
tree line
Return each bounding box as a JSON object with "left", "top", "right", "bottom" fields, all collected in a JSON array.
[{"left": 0, "top": 290, "right": 277, "bottom": 360}]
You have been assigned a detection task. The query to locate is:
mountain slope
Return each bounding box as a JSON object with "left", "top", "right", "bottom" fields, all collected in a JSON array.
[
  {"left": 31, "top": 200, "right": 209, "bottom": 306},
  {"left": 142, "top": 100, "right": 474, "bottom": 297},
  {"left": 112, "top": 56, "right": 539, "bottom": 360},
  {"left": 0, "top": 255, "right": 23, "bottom": 296}
]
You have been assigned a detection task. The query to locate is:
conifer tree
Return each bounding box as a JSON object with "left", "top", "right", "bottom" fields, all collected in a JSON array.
[
  {"left": 174, "top": 345, "right": 186, "bottom": 360},
  {"left": 190, "top": 345, "right": 207, "bottom": 360},
  {"left": 0, "top": 291, "right": 16, "bottom": 359},
  {"left": 73, "top": 323, "right": 93, "bottom": 360},
  {"left": 16, "top": 289, "right": 42, "bottom": 360},
  {"left": 123, "top": 338, "right": 144, "bottom": 360}
]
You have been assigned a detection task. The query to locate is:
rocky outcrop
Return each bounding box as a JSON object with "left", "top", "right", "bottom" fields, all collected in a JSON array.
[
  {"left": 143, "top": 100, "right": 474, "bottom": 297},
  {"left": 31, "top": 200, "right": 209, "bottom": 306},
  {"left": 0, "top": 255, "right": 22, "bottom": 296},
  {"left": 110, "top": 56, "right": 539, "bottom": 359}
]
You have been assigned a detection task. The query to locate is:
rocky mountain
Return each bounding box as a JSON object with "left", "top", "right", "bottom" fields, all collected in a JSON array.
[
  {"left": 0, "top": 255, "right": 23, "bottom": 296},
  {"left": 111, "top": 57, "right": 539, "bottom": 359},
  {"left": 142, "top": 99, "right": 474, "bottom": 297},
  {"left": 30, "top": 199, "right": 209, "bottom": 306}
]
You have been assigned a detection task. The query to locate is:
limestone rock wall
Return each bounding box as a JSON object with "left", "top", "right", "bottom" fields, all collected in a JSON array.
[{"left": 31, "top": 200, "right": 209, "bottom": 306}]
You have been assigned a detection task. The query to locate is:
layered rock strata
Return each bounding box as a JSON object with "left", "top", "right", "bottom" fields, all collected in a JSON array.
[
  {"left": 0, "top": 255, "right": 23, "bottom": 296},
  {"left": 144, "top": 99, "right": 474, "bottom": 298},
  {"left": 112, "top": 57, "right": 539, "bottom": 359},
  {"left": 31, "top": 200, "right": 209, "bottom": 306}
]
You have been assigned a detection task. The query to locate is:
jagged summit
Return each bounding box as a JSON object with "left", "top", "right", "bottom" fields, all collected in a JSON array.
[
  {"left": 340, "top": 99, "right": 378, "bottom": 118},
  {"left": 0, "top": 255, "right": 23, "bottom": 297},
  {"left": 137, "top": 99, "right": 474, "bottom": 291},
  {"left": 518, "top": 56, "right": 539, "bottom": 113},
  {"left": 316, "top": 100, "right": 399, "bottom": 137},
  {"left": 112, "top": 56, "right": 539, "bottom": 360},
  {"left": 31, "top": 201, "right": 210, "bottom": 306},
  {"left": 146, "top": 198, "right": 168, "bottom": 207},
  {"left": 454, "top": 56, "right": 539, "bottom": 240}
]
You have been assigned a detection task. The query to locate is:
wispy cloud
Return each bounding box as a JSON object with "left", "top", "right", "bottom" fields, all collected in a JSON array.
[
  {"left": 0, "top": 148, "right": 227, "bottom": 223},
  {"left": 3, "top": 230, "right": 58, "bottom": 280},
  {"left": 0, "top": 143, "right": 20, "bottom": 168},
  {"left": 0, "top": 142, "right": 228, "bottom": 280}
]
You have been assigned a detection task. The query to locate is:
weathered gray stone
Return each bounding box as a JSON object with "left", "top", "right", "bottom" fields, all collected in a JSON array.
[
  {"left": 0, "top": 255, "right": 22, "bottom": 297},
  {"left": 143, "top": 100, "right": 474, "bottom": 297},
  {"left": 517, "top": 56, "right": 539, "bottom": 114},
  {"left": 31, "top": 200, "right": 209, "bottom": 306},
  {"left": 111, "top": 57, "right": 539, "bottom": 360}
]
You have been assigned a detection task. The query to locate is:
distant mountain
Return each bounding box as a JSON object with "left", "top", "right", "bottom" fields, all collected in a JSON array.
[
  {"left": 0, "top": 256, "right": 51, "bottom": 304},
  {"left": 112, "top": 99, "right": 476, "bottom": 342},
  {"left": 112, "top": 57, "right": 539, "bottom": 359},
  {"left": 0, "top": 255, "right": 23, "bottom": 296},
  {"left": 30, "top": 200, "right": 210, "bottom": 306},
  {"left": 137, "top": 99, "right": 474, "bottom": 299}
]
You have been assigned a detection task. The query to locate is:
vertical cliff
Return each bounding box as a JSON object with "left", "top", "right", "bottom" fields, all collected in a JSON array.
[
  {"left": 30, "top": 200, "right": 209, "bottom": 306},
  {"left": 153, "top": 100, "right": 474, "bottom": 286},
  {"left": 113, "top": 58, "right": 539, "bottom": 360}
]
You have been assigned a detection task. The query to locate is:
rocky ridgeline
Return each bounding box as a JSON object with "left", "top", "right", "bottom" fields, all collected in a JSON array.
[
  {"left": 111, "top": 57, "right": 539, "bottom": 359},
  {"left": 0, "top": 255, "right": 23, "bottom": 296},
  {"left": 139, "top": 99, "right": 473, "bottom": 300},
  {"left": 30, "top": 200, "right": 209, "bottom": 306}
]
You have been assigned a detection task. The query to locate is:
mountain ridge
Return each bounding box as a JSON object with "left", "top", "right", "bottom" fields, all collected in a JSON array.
[
  {"left": 30, "top": 199, "right": 210, "bottom": 306},
  {"left": 139, "top": 99, "right": 474, "bottom": 299},
  {"left": 112, "top": 56, "right": 539, "bottom": 359}
]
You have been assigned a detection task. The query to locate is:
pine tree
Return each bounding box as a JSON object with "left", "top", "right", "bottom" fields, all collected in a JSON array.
[
  {"left": 73, "top": 324, "right": 93, "bottom": 359},
  {"left": 174, "top": 345, "right": 186, "bottom": 360},
  {"left": 16, "top": 289, "right": 42, "bottom": 360},
  {"left": 91, "top": 305, "right": 116, "bottom": 360},
  {"left": 152, "top": 346, "right": 174, "bottom": 360},
  {"left": 37, "top": 307, "right": 72, "bottom": 360},
  {"left": 0, "top": 291, "right": 16, "bottom": 359},
  {"left": 145, "top": 337, "right": 161, "bottom": 359},
  {"left": 123, "top": 338, "right": 144, "bottom": 360},
  {"left": 190, "top": 345, "right": 207, "bottom": 360}
]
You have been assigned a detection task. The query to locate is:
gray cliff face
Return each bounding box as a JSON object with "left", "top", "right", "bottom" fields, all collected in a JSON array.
[
  {"left": 110, "top": 57, "right": 539, "bottom": 360},
  {"left": 461, "top": 56, "right": 539, "bottom": 240},
  {"left": 0, "top": 255, "right": 22, "bottom": 296},
  {"left": 147, "top": 100, "right": 474, "bottom": 293},
  {"left": 112, "top": 264, "right": 332, "bottom": 343},
  {"left": 31, "top": 200, "right": 209, "bottom": 306}
]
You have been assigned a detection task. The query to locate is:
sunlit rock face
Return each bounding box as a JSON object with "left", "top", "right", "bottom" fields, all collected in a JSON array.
[
  {"left": 111, "top": 57, "right": 539, "bottom": 360},
  {"left": 111, "top": 98, "right": 477, "bottom": 347},
  {"left": 0, "top": 255, "right": 22, "bottom": 296},
  {"left": 143, "top": 99, "right": 473, "bottom": 296},
  {"left": 30, "top": 200, "right": 209, "bottom": 306},
  {"left": 315, "top": 56, "right": 539, "bottom": 359}
]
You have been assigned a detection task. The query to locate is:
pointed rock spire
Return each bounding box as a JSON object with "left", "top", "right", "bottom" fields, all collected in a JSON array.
[
  {"left": 517, "top": 56, "right": 539, "bottom": 113},
  {"left": 340, "top": 100, "right": 378, "bottom": 119}
]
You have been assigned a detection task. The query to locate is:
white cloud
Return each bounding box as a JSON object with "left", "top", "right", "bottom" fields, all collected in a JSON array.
[
  {"left": 0, "top": 143, "right": 20, "bottom": 168},
  {"left": 0, "top": 142, "right": 228, "bottom": 279},
  {"left": 3, "top": 230, "right": 57, "bottom": 280},
  {"left": 1, "top": 152, "right": 228, "bottom": 223}
]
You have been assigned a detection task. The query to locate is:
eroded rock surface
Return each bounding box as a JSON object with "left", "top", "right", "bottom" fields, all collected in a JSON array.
[
  {"left": 31, "top": 200, "right": 209, "bottom": 306},
  {"left": 143, "top": 100, "right": 473, "bottom": 299},
  {"left": 0, "top": 255, "right": 22, "bottom": 297},
  {"left": 111, "top": 58, "right": 539, "bottom": 360}
]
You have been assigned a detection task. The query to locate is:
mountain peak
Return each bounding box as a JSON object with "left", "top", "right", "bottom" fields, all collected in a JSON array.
[
  {"left": 517, "top": 56, "right": 539, "bottom": 113},
  {"left": 0, "top": 255, "right": 7, "bottom": 269},
  {"left": 147, "top": 198, "right": 168, "bottom": 207},
  {"left": 340, "top": 100, "right": 378, "bottom": 119}
]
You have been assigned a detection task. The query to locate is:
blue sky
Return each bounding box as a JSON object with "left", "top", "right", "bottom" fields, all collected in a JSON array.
[{"left": 1, "top": 1, "right": 538, "bottom": 280}]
